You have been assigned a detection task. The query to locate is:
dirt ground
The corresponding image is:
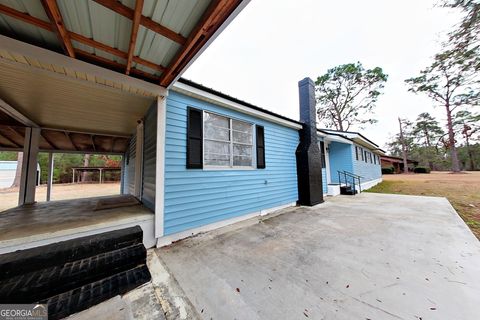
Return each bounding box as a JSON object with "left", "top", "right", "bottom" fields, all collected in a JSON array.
[
  {"left": 366, "top": 171, "right": 480, "bottom": 239},
  {"left": 0, "top": 183, "right": 121, "bottom": 211}
]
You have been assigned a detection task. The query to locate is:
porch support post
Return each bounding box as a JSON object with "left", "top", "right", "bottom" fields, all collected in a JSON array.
[
  {"left": 72, "top": 169, "right": 75, "bottom": 183},
  {"left": 99, "top": 168, "right": 103, "bottom": 184},
  {"left": 295, "top": 77, "right": 324, "bottom": 206},
  {"left": 155, "top": 95, "right": 166, "bottom": 239},
  {"left": 46, "top": 152, "right": 54, "bottom": 201},
  {"left": 18, "top": 127, "right": 40, "bottom": 205},
  {"left": 133, "top": 121, "right": 144, "bottom": 198}
]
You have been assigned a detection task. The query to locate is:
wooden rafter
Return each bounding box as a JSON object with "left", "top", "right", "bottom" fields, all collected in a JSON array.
[
  {"left": 41, "top": 0, "right": 75, "bottom": 58},
  {"left": 40, "top": 132, "right": 58, "bottom": 150},
  {"left": 64, "top": 131, "right": 77, "bottom": 150},
  {"left": 0, "top": 4, "right": 52, "bottom": 31},
  {"left": 93, "top": 0, "right": 186, "bottom": 45},
  {"left": 159, "top": 0, "right": 241, "bottom": 86},
  {"left": 74, "top": 48, "right": 159, "bottom": 81},
  {"left": 0, "top": 129, "right": 21, "bottom": 148},
  {"left": 90, "top": 135, "right": 97, "bottom": 152},
  {"left": 0, "top": 4, "right": 165, "bottom": 73},
  {"left": 126, "top": 0, "right": 144, "bottom": 75}
]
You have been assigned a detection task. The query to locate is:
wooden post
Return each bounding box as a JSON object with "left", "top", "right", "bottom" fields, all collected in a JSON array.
[
  {"left": 99, "top": 168, "right": 103, "bottom": 184},
  {"left": 398, "top": 117, "right": 409, "bottom": 174},
  {"left": 18, "top": 127, "right": 40, "bottom": 205},
  {"left": 46, "top": 152, "right": 54, "bottom": 201},
  {"left": 72, "top": 168, "right": 75, "bottom": 183}
]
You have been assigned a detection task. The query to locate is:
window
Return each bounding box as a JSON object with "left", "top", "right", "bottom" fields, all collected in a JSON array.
[
  {"left": 373, "top": 154, "right": 377, "bottom": 164},
  {"left": 320, "top": 141, "right": 326, "bottom": 168},
  {"left": 364, "top": 150, "right": 368, "bottom": 163},
  {"left": 203, "top": 111, "right": 254, "bottom": 168}
]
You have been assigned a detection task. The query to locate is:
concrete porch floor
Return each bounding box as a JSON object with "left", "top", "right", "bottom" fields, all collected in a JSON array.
[
  {"left": 0, "top": 195, "right": 154, "bottom": 254},
  {"left": 155, "top": 193, "right": 480, "bottom": 320}
]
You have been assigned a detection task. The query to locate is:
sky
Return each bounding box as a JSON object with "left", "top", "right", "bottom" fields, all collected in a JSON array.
[{"left": 183, "top": 0, "right": 461, "bottom": 149}]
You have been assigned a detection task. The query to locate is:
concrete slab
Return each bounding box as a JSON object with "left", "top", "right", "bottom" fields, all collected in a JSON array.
[{"left": 157, "top": 193, "right": 480, "bottom": 320}]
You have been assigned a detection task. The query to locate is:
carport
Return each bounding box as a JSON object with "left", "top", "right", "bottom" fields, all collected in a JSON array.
[{"left": 0, "top": 0, "right": 249, "bottom": 253}]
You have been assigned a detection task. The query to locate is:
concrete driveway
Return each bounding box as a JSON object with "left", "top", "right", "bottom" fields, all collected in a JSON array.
[{"left": 155, "top": 193, "right": 480, "bottom": 320}]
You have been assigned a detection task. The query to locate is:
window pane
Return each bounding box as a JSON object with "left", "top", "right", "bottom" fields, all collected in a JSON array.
[
  {"left": 232, "top": 120, "right": 252, "bottom": 144},
  {"left": 204, "top": 113, "right": 230, "bottom": 141},
  {"left": 204, "top": 140, "right": 230, "bottom": 166},
  {"left": 233, "top": 143, "right": 252, "bottom": 166}
]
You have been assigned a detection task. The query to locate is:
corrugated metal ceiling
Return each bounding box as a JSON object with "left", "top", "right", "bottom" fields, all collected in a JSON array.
[{"left": 0, "top": 0, "right": 222, "bottom": 82}]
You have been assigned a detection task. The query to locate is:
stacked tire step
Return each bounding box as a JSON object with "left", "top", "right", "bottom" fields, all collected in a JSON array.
[
  {"left": 340, "top": 185, "right": 358, "bottom": 195},
  {"left": 0, "top": 226, "right": 151, "bottom": 320}
]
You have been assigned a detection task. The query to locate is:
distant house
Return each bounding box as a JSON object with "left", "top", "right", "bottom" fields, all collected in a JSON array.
[
  {"left": 380, "top": 155, "right": 419, "bottom": 173},
  {"left": 318, "top": 129, "right": 385, "bottom": 196}
]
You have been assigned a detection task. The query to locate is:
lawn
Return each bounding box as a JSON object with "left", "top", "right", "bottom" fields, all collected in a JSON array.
[
  {"left": 0, "top": 183, "right": 121, "bottom": 211},
  {"left": 365, "top": 172, "right": 480, "bottom": 239}
]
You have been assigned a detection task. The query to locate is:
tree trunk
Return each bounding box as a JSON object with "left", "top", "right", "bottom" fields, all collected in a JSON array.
[
  {"left": 11, "top": 152, "right": 23, "bottom": 188},
  {"left": 82, "top": 154, "right": 91, "bottom": 182},
  {"left": 399, "top": 117, "right": 409, "bottom": 174},
  {"left": 465, "top": 135, "right": 476, "bottom": 171},
  {"left": 445, "top": 103, "right": 460, "bottom": 172}
]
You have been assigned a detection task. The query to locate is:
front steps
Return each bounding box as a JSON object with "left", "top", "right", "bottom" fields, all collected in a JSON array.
[
  {"left": 340, "top": 185, "right": 358, "bottom": 195},
  {"left": 0, "top": 226, "right": 151, "bottom": 320}
]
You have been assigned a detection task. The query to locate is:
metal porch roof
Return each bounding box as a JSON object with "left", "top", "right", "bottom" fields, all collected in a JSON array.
[{"left": 0, "top": 0, "right": 248, "bottom": 87}]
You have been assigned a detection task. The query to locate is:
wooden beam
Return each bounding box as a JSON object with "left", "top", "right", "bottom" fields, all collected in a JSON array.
[
  {"left": 0, "top": 98, "right": 39, "bottom": 127},
  {"left": 91, "top": 135, "right": 97, "bottom": 152},
  {"left": 0, "top": 4, "right": 53, "bottom": 31},
  {"left": 74, "top": 48, "right": 160, "bottom": 81},
  {"left": 93, "top": 0, "right": 186, "bottom": 45},
  {"left": 111, "top": 137, "right": 116, "bottom": 153},
  {"left": 159, "top": 0, "right": 240, "bottom": 86},
  {"left": 64, "top": 131, "right": 77, "bottom": 150},
  {"left": 0, "top": 129, "right": 21, "bottom": 148},
  {"left": 41, "top": 0, "right": 75, "bottom": 58},
  {"left": 126, "top": 0, "right": 144, "bottom": 75},
  {"left": 0, "top": 4, "right": 166, "bottom": 74},
  {"left": 40, "top": 132, "right": 58, "bottom": 150}
]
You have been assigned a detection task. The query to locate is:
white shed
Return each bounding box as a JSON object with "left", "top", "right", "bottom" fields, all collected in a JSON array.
[{"left": 0, "top": 161, "right": 40, "bottom": 188}]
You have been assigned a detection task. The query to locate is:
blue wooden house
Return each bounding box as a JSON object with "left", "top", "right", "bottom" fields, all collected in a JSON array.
[{"left": 122, "top": 77, "right": 384, "bottom": 245}]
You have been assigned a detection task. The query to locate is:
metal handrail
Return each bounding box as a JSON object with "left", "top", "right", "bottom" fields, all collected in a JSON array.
[{"left": 336, "top": 170, "right": 363, "bottom": 194}]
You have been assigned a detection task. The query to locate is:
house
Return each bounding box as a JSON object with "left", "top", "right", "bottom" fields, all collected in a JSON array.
[
  {"left": 0, "top": 1, "right": 383, "bottom": 316},
  {"left": 318, "top": 129, "right": 384, "bottom": 196},
  {"left": 381, "top": 155, "right": 419, "bottom": 173}
]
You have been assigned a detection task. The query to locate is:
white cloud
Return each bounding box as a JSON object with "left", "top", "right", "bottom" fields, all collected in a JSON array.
[{"left": 184, "top": 0, "right": 461, "bottom": 148}]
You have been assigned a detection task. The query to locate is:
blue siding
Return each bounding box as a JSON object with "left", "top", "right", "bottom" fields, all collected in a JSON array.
[
  {"left": 352, "top": 145, "right": 382, "bottom": 182},
  {"left": 142, "top": 104, "right": 156, "bottom": 211},
  {"left": 164, "top": 91, "right": 299, "bottom": 235},
  {"left": 328, "top": 141, "right": 354, "bottom": 183},
  {"left": 321, "top": 168, "right": 327, "bottom": 193}
]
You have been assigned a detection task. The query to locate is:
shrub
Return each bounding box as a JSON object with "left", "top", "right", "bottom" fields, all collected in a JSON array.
[
  {"left": 413, "top": 166, "right": 431, "bottom": 174},
  {"left": 382, "top": 167, "right": 395, "bottom": 174}
]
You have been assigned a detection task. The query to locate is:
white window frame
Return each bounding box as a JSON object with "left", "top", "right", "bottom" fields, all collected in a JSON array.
[{"left": 202, "top": 110, "right": 256, "bottom": 170}]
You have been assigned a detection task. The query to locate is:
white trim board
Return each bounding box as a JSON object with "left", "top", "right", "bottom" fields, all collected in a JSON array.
[
  {"left": 172, "top": 82, "right": 302, "bottom": 130},
  {"left": 360, "top": 178, "right": 383, "bottom": 191},
  {"left": 0, "top": 35, "right": 167, "bottom": 97},
  {"left": 167, "top": 0, "right": 252, "bottom": 88},
  {"left": 156, "top": 202, "right": 296, "bottom": 247},
  {"left": 0, "top": 215, "right": 155, "bottom": 255},
  {"left": 155, "top": 96, "right": 167, "bottom": 238}
]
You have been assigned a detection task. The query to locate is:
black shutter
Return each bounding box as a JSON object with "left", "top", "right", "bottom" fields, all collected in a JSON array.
[
  {"left": 256, "top": 125, "right": 265, "bottom": 169},
  {"left": 186, "top": 107, "right": 203, "bottom": 169}
]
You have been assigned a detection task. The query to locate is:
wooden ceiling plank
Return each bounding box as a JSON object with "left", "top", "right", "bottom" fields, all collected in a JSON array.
[
  {"left": 126, "top": 0, "right": 144, "bottom": 75},
  {"left": 93, "top": 0, "right": 186, "bottom": 45},
  {"left": 159, "top": 0, "right": 240, "bottom": 86},
  {"left": 41, "top": 0, "right": 76, "bottom": 58}
]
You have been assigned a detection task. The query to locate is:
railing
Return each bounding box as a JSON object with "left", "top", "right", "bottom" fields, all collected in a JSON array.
[{"left": 337, "top": 170, "right": 363, "bottom": 194}]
